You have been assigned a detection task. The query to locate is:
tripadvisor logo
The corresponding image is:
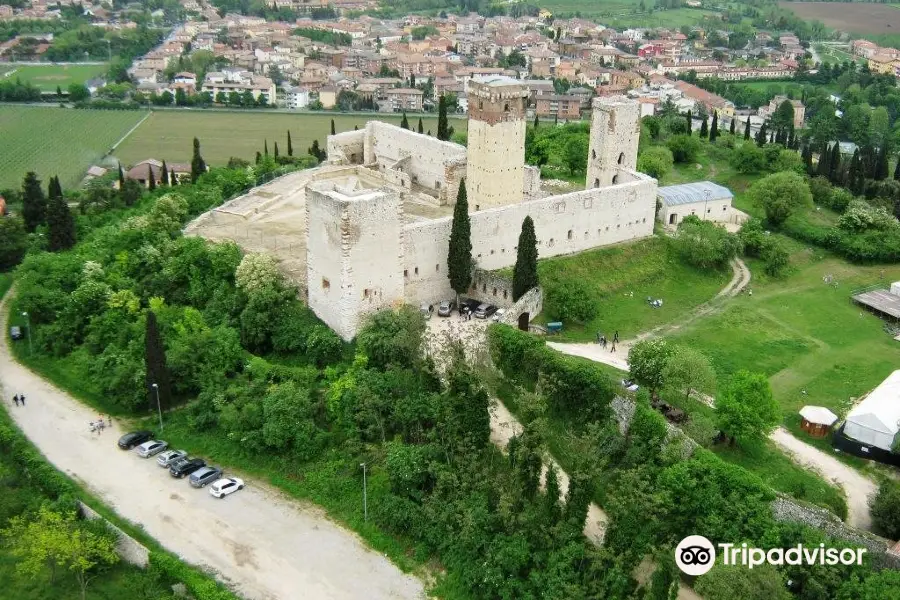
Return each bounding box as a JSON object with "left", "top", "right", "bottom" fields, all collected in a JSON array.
[{"left": 675, "top": 535, "right": 867, "bottom": 575}]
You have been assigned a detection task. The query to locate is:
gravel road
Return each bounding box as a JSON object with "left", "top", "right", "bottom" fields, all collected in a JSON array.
[{"left": 0, "top": 292, "right": 425, "bottom": 600}]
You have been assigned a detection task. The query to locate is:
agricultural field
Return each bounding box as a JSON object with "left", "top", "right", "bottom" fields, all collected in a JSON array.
[
  {"left": 781, "top": 2, "right": 900, "bottom": 35},
  {"left": 10, "top": 63, "right": 107, "bottom": 92},
  {"left": 113, "top": 109, "right": 467, "bottom": 168},
  {"left": 0, "top": 105, "right": 145, "bottom": 190}
]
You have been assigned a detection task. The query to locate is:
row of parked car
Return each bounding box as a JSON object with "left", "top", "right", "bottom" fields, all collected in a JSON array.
[
  {"left": 117, "top": 431, "right": 244, "bottom": 499},
  {"left": 424, "top": 298, "right": 506, "bottom": 321}
]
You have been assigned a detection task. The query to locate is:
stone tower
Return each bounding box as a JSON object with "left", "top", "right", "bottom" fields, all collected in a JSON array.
[
  {"left": 586, "top": 96, "right": 641, "bottom": 189},
  {"left": 466, "top": 76, "right": 530, "bottom": 210},
  {"left": 306, "top": 177, "right": 404, "bottom": 341}
]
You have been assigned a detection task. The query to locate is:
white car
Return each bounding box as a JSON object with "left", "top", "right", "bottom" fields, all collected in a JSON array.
[
  {"left": 136, "top": 440, "right": 168, "bottom": 458},
  {"left": 491, "top": 308, "right": 506, "bottom": 322},
  {"left": 209, "top": 477, "right": 244, "bottom": 499},
  {"left": 155, "top": 449, "right": 187, "bottom": 467}
]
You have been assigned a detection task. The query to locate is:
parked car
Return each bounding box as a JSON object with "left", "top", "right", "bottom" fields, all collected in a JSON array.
[
  {"left": 156, "top": 449, "right": 188, "bottom": 468},
  {"left": 209, "top": 477, "right": 244, "bottom": 499},
  {"left": 621, "top": 379, "right": 640, "bottom": 392},
  {"left": 420, "top": 302, "right": 432, "bottom": 319},
  {"left": 169, "top": 457, "right": 206, "bottom": 478},
  {"left": 491, "top": 308, "right": 506, "bottom": 322},
  {"left": 136, "top": 440, "right": 168, "bottom": 458},
  {"left": 9, "top": 326, "right": 23, "bottom": 340},
  {"left": 461, "top": 298, "right": 481, "bottom": 314},
  {"left": 474, "top": 304, "right": 498, "bottom": 319},
  {"left": 118, "top": 430, "right": 153, "bottom": 450},
  {"left": 437, "top": 299, "right": 455, "bottom": 317},
  {"left": 189, "top": 466, "right": 224, "bottom": 488}
]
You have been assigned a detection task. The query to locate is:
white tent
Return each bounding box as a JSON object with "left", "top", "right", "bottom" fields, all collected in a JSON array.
[{"left": 844, "top": 370, "right": 900, "bottom": 451}]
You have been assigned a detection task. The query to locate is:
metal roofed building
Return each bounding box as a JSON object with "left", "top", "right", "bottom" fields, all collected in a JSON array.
[{"left": 656, "top": 181, "right": 734, "bottom": 226}]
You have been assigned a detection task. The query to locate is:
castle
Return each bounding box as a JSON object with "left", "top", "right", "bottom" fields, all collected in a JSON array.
[{"left": 187, "top": 76, "right": 658, "bottom": 341}]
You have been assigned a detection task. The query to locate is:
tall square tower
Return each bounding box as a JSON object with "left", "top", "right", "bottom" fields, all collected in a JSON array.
[
  {"left": 586, "top": 96, "right": 641, "bottom": 189},
  {"left": 466, "top": 76, "right": 530, "bottom": 210}
]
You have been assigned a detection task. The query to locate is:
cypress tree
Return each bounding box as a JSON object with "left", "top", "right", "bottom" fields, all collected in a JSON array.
[
  {"left": 699, "top": 115, "right": 708, "bottom": 139},
  {"left": 161, "top": 160, "right": 170, "bottom": 185},
  {"left": 828, "top": 142, "right": 842, "bottom": 184},
  {"left": 264, "top": 140, "right": 269, "bottom": 156},
  {"left": 275, "top": 142, "right": 280, "bottom": 160},
  {"left": 848, "top": 149, "right": 863, "bottom": 194},
  {"left": 744, "top": 116, "right": 751, "bottom": 140},
  {"left": 894, "top": 155, "right": 900, "bottom": 181},
  {"left": 709, "top": 111, "right": 718, "bottom": 142},
  {"left": 769, "top": 131, "right": 774, "bottom": 144},
  {"left": 145, "top": 311, "right": 172, "bottom": 412},
  {"left": 787, "top": 127, "right": 795, "bottom": 150},
  {"left": 21, "top": 171, "right": 46, "bottom": 233},
  {"left": 400, "top": 112, "right": 409, "bottom": 129},
  {"left": 802, "top": 144, "right": 813, "bottom": 175},
  {"left": 533, "top": 112, "right": 539, "bottom": 129},
  {"left": 330, "top": 118, "right": 336, "bottom": 135},
  {"left": 256, "top": 151, "right": 262, "bottom": 164},
  {"left": 170, "top": 168, "right": 177, "bottom": 186},
  {"left": 287, "top": 130, "right": 293, "bottom": 156},
  {"left": 685, "top": 110, "right": 692, "bottom": 135},
  {"left": 46, "top": 179, "right": 76, "bottom": 252},
  {"left": 817, "top": 143, "right": 830, "bottom": 178},
  {"left": 446, "top": 178, "right": 472, "bottom": 304},
  {"left": 875, "top": 146, "right": 889, "bottom": 180},
  {"left": 729, "top": 115, "right": 736, "bottom": 136},
  {"left": 417, "top": 117, "right": 424, "bottom": 134},
  {"left": 756, "top": 122, "right": 767, "bottom": 147},
  {"left": 148, "top": 170, "right": 156, "bottom": 192},
  {"left": 118, "top": 163, "right": 125, "bottom": 189},
  {"left": 427, "top": 129, "right": 432, "bottom": 136},
  {"left": 190, "top": 137, "right": 206, "bottom": 182},
  {"left": 56, "top": 85, "right": 62, "bottom": 98},
  {"left": 512, "top": 216, "right": 539, "bottom": 302}
]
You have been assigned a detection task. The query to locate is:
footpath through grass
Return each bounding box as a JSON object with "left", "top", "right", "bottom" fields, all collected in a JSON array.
[{"left": 530, "top": 234, "right": 732, "bottom": 342}]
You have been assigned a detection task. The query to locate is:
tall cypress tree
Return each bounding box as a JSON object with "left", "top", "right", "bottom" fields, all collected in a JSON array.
[
  {"left": 875, "top": 146, "right": 889, "bottom": 180},
  {"left": 848, "top": 149, "right": 862, "bottom": 194},
  {"left": 699, "top": 115, "right": 708, "bottom": 139},
  {"left": 828, "top": 142, "right": 842, "bottom": 184},
  {"left": 145, "top": 311, "right": 172, "bottom": 412},
  {"left": 118, "top": 163, "right": 125, "bottom": 189},
  {"left": 190, "top": 137, "right": 206, "bottom": 182},
  {"left": 729, "top": 116, "right": 736, "bottom": 136},
  {"left": 744, "top": 116, "right": 751, "bottom": 140},
  {"left": 170, "top": 168, "right": 177, "bottom": 186},
  {"left": 21, "top": 171, "right": 46, "bottom": 233},
  {"left": 148, "top": 169, "right": 156, "bottom": 191},
  {"left": 330, "top": 118, "right": 336, "bottom": 135},
  {"left": 802, "top": 144, "right": 813, "bottom": 175},
  {"left": 512, "top": 216, "right": 539, "bottom": 302},
  {"left": 417, "top": 117, "right": 424, "bottom": 134},
  {"left": 161, "top": 160, "right": 170, "bottom": 185},
  {"left": 533, "top": 112, "right": 539, "bottom": 129},
  {"left": 438, "top": 94, "right": 449, "bottom": 140},
  {"left": 447, "top": 178, "right": 472, "bottom": 304},
  {"left": 400, "top": 111, "right": 409, "bottom": 130},
  {"left": 46, "top": 178, "right": 76, "bottom": 252},
  {"left": 709, "top": 111, "right": 718, "bottom": 142},
  {"left": 275, "top": 142, "right": 280, "bottom": 160},
  {"left": 817, "top": 143, "right": 830, "bottom": 177},
  {"left": 755, "top": 122, "right": 768, "bottom": 147},
  {"left": 287, "top": 130, "right": 293, "bottom": 156},
  {"left": 685, "top": 110, "right": 692, "bottom": 135},
  {"left": 256, "top": 151, "right": 262, "bottom": 164},
  {"left": 264, "top": 140, "right": 269, "bottom": 156}
]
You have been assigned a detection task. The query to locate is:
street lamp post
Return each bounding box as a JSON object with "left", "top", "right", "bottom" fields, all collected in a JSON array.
[
  {"left": 21, "top": 312, "right": 32, "bottom": 354},
  {"left": 151, "top": 383, "right": 163, "bottom": 431},
  {"left": 360, "top": 463, "right": 368, "bottom": 522},
  {"left": 704, "top": 188, "right": 711, "bottom": 222}
]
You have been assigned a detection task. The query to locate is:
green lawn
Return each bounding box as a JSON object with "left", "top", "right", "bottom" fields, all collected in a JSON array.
[
  {"left": 0, "top": 274, "right": 12, "bottom": 302},
  {"left": 11, "top": 63, "right": 107, "bottom": 92},
  {"left": 0, "top": 105, "right": 145, "bottom": 190},
  {"left": 528, "top": 235, "right": 732, "bottom": 341},
  {"left": 114, "top": 110, "right": 468, "bottom": 168},
  {"left": 539, "top": 0, "right": 717, "bottom": 27}
]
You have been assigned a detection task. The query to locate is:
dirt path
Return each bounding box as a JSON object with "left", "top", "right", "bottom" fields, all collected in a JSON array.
[
  {"left": 0, "top": 292, "right": 425, "bottom": 600},
  {"left": 770, "top": 427, "right": 876, "bottom": 530}
]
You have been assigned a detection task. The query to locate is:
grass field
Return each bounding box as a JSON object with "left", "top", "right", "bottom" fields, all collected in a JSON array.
[
  {"left": 10, "top": 63, "right": 107, "bottom": 92},
  {"left": 528, "top": 235, "right": 732, "bottom": 342},
  {"left": 114, "top": 110, "right": 468, "bottom": 168},
  {"left": 0, "top": 105, "right": 145, "bottom": 190},
  {"left": 781, "top": 2, "right": 900, "bottom": 35},
  {"left": 816, "top": 44, "right": 865, "bottom": 66}
]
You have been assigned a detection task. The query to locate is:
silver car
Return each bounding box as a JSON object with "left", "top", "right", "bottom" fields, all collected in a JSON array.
[
  {"left": 136, "top": 440, "right": 168, "bottom": 458},
  {"left": 156, "top": 449, "right": 187, "bottom": 467},
  {"left": 189, "top": 466, "right": 224, "bottom": 488}
]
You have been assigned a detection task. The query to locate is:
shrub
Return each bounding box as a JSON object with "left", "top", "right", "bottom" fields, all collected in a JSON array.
[
  {"left": 748, "top": 171, "right": 813, "bottom": 226},
  {"left": 675, "top": 216, "right": 743, "bottom": 269},
  {"left": 666, "top": 134, "right": 701, "bottom": 163},
  {"left": 870, "top": 479, "right": 900, "bottom": 539},
  {"left": 738, "top": 218, "right": 767, "bottom": 257},
  {"left": 730, "top": 142, "right": 766, "bottom": 174},
  {"left": 808, "top": 176, "right": 833, "bottom": 207},
  {"left": 545, "top": 279, "right": 598, "bottom": 323},
  {"left": 637, "top": 146, "right": 675, "bottom": 179}
]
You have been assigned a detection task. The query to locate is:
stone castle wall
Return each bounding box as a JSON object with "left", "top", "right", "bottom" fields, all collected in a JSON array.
[
  {"left": 402, "top": 170, "right": 657, "bottom": 306},
  {"left": 326, "top": 130, "right": 366, "bottom": 165}
]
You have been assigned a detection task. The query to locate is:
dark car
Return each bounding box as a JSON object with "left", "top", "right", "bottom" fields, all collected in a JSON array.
[
  {"left": 169, "top": 457, "right": 206, "bottom": 478},
  {"left": 10, "top": 326, "right": 23, "bottom": 340},
  {"left": 460, "top": 298, "right": 480, "bottom": 314},
  {"left": 189, "top": 466, "right": 224, "bottom": 488},
  {"left": 118, "top": 430, "right": 154, "bottom": 450},
  {"left": 474, "top": 304, "right": 498, "bottom": 319}
]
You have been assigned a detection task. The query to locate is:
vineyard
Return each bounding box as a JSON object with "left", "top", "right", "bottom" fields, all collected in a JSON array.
[{"left": 0, "top": 106, "right": 145, "bottom": 190}]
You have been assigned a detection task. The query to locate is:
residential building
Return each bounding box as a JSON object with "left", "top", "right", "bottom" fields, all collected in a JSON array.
[
  {"left": 202, "top": 69, "right": 276, "bottom": 102},
  {"left": 534, "top": 94, "right": 581, "bottom": 120},
  {"left": 385, "top": 87, "right": 424, "bottom": 111}
]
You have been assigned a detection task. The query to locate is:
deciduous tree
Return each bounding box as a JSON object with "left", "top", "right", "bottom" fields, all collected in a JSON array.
[
  {"left": 715, "top": 370, "right": 780, "bottom": 445},
  {"left": 0, "top": 215, "right": 27, "bottom": 271},
  {"left": 628, "top": 339, "right": 675, "bottom": 397},
  {"left": 663, "top": 345, "right": 715, "bottom": 401},
  {"left": 747, "top": 171, "right": 813, "bottom": 226}
]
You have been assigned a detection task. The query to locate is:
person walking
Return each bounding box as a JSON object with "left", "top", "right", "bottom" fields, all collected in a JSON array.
[
  {"left": 19, "top": 394, "right": 25, "bottom": 406},
  {"left": 610, "top": 341, "right": 616, "bottom": 353},
  {"left": 13, "top": 394, "right": 19, "bottom": 406},
  {"left": 613, "top": 331, "right": 619, "bottom": 344}
]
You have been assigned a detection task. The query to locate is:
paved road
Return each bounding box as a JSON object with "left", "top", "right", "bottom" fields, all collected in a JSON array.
[{"left": 0, "top": 292, "right": 425, "bottom": 600}]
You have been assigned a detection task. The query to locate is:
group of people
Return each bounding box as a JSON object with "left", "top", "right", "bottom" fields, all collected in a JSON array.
[
  {"left": 11, "top": 394, "right": 26, "bottom": 406},
  {"left": 90, "top": 415, "right": 111, "bottom": 435},
  {"left": 596, "top": 330, "right": 619, "bottom": 352}
]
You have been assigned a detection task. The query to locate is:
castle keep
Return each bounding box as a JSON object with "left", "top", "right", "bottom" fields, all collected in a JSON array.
[{"left": 186, "top": 78, "right": 658, "bottom": 340}]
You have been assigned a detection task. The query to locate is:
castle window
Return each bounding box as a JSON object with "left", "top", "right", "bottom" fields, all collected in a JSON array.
[
  {"left": 414, "top": 267, "right": 419, "bottom": 275},
  {"left": 504, "top": 103, "right": 509, "bottom": 111},
  {"left": 567, "top": 230, "right": 573, "bottom": 240},
  {"left": 503, "top": 290, "right": 508, "bottom": 299},
  {"left": 722, "top": 205, "right": 727, "bottom": 211},
  {"left": 492, "top": 288, "right": 497, "bottom": 296},
  {"left": 476, "top": 204, "right": 480, "bottom": 211},
  {"left": 612, "top": 174, "right": 619, "bottom": 184},
  {"left": 482, "top": 284, "right": 487, "bottom": 292},
  {"left": 404, "top": 269, "right": 408, "bottom": 278},
  {"left": 549, "top": 238, "right": 554, "bottom": 247},
  {"left": 618, "top": 152, "right": 625, "bottom": 165},
  {"left": 555, "top": 202, "right": 564, "bottom": 213},
  {"left": 322, "top": 278, "right": 330, "bottom": 289},
  {"left": 363, "top": 288, "right": 370, "bottom": 298},
  {"left": 584, "top": 231, "right": 588, "bottom": 239},
  {"left": 436, "top": 264, "right": 440, "bottom": 271},
  {"left": 479, "top": 101, "right": 483, "bottom": 110},
  {"left": 642, "top": 217, "right": 647, "bottom": 223},
  {"left": 584, "top": 198, "right": 592, "bottom": 209},
  {"left": 594, "top": 178, "right": 600, "bottom": 188},
  {"left": 592, "top": 149, "right": 596, "bottom": 159}
]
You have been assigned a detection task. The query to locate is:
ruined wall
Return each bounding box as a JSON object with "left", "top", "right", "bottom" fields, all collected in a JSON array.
[
  {"left": 586, "top": 96, "right": 641, "bottom": 190},
  {"left": 306, "top": 180, "right": 404, "bottom": 340},
  {"left": 470, "top": 269, "right": 515, "bottom": 307},
  {"left": 402, "top": 172, "right": 657, "bottom": 305},
  {"left": 363, "top": 121, "right": 467, "bottom": 204},
  {"left": 498, "top": 286, "right": 543, "bottom": 326},
  {"left": 523, "top": 165, "right": 541, "bottom": 200},
  {"left": 79, "top": 501, "right": 150, "bottom": 568},
  {"left": 326, "top": 130, "right": 366, "bottom": 165}
]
